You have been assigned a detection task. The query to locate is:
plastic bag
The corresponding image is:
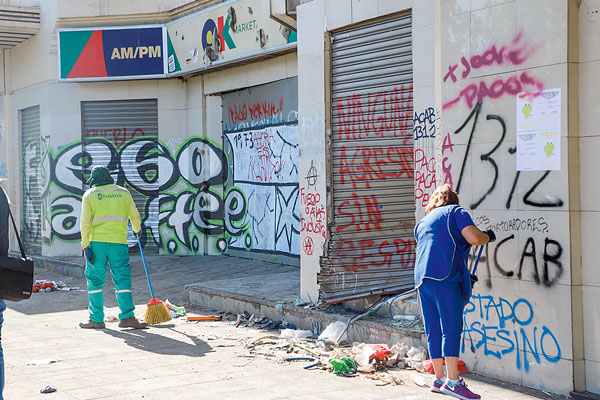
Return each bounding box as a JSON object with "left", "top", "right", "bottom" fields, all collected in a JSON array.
[
  {"left": 280, "top": 328, "right": 313, "bottom": 339},
  {"left": 329, "top": 357, "right": 357, "bottom": 375},
  {"left": 318, "top": 321, "right": 348, "bottom": 342},
  {"left": 406, "top": 346, "right": 428, "bottom": 370},
  {"left": 390, "top": 342, "right": 409, "bottom": 358},
  {"left": 353, "top": 344, "right": 392, "bottom": 371},
  {"left": 422, "top": 359, "right": 469, "bottom": 374}
]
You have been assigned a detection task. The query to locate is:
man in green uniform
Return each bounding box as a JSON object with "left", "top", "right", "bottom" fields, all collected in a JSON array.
[{"left": 79, "top": 166, "right": 147, "bottom": 329}]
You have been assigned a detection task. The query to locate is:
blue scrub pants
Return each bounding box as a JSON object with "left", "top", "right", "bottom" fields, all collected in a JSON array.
[{"left": 418, "top": 278, "right": 464, "bottom": 359}]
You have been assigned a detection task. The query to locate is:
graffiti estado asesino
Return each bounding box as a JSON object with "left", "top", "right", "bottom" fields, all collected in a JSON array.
[{"left": 463, "top": 294, "right": 561, "bottom": 373}]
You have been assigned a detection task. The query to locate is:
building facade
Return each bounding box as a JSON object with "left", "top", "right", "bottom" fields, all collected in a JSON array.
[
  {"left": 0, "top": 0, "right": 598, "bottom": 396},
  {"left": 2, "top": 0, "right": 300, "bottom": 265},
  {"left": 296, "top": 0, "right": 597, "bottom": 396}
]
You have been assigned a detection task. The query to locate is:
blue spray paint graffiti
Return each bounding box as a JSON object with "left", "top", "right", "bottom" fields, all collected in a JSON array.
[{"left": 462, "top": 294, "right": 561, "bottom": 372}]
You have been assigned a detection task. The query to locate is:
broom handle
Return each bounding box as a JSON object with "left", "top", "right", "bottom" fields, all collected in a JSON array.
[
  {"left": 136, "top": 236, "right": 155, "bottom": 299},
  {"left": 471, "top": 245, "right": 484, "bottom": 278}
]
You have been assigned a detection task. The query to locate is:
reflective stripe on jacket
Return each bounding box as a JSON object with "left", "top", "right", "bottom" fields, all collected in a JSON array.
[{"left": 80, "top": 184, "right": 141, "bottom": 247}]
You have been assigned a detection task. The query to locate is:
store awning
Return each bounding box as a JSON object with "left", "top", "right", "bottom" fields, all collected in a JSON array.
[{"left": 0, "top": 5, "right": 40, "bottom": 48}]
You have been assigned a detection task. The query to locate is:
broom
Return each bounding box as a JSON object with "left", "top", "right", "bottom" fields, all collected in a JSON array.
[{"left": 136, "top": 235, "right": 172, "bottom": 325}]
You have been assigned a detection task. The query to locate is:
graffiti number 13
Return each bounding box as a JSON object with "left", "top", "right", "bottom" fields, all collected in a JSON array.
[{"left": 454, "top": 102, "right": 564, "bottom": 209}]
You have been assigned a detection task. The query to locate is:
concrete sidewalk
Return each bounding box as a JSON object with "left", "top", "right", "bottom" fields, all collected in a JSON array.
[
  {"left": 3, "top": 266, "right": 566, "bottom": 400},
  {"left": 36, "top": 253, "right": 426, "bottom": 347}
]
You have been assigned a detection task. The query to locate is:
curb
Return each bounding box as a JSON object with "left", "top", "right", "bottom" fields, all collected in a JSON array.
[
  {"left": 32, "top": 255, "right": 85, "bottom": 279},
  {"left": 185, "top": 283, "right": 426, "bottom": 347},
  {"left": 571, "top": 392, "right": 600, "bottom": 400}
]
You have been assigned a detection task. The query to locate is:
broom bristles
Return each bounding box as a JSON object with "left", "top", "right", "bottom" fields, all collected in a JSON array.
[{"left": 144, "top": 299, "right": 172, "bottom": 325}]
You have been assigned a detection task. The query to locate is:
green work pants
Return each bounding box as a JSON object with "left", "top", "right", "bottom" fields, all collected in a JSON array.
[{"left": 85, "top": 242, "right": 135, "bottom": 322}]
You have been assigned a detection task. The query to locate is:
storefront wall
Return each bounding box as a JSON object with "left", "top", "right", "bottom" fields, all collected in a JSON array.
[
  {"left": 3, "top": 0, "right": 298, "bottom": 261},
  {"left": 222, "top": 77, "right": 300, "bottom": 263},
  {"left": 438, "top": 1, "right": 575, "bottom": 394},
  {"left": 5, "top": 60, "right": 297, "bottom": 258},
  {"left": 298, "top": 0, "right": 578, "bottom": 394}
]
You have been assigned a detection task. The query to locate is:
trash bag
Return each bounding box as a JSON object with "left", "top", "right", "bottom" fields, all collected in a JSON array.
[
  {"left": 422, "top": 359, "right": 469, "bottom": 374},
  {"left": 354, "top": 344, "right": 392, "bottom": 371},
  {"left": 406, "top": 346, "right": 428, "bottom": 370},
  {"left": 318, "top": 321, "right": 348, "bottom": 342}
]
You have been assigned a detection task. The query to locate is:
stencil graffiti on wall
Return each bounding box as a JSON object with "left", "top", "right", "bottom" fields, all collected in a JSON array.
[{"left": 225, "top": 125, "right": 300, "bottom": 255}]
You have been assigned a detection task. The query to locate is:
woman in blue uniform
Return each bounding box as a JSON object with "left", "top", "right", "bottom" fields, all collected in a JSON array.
[{"left": 414, "top": 184, "right": 495, "bottom": 400}]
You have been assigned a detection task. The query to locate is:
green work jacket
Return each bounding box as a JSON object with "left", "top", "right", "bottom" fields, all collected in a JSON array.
[{"left": 80, "top": 184, "right": 141, "bottom": 248}]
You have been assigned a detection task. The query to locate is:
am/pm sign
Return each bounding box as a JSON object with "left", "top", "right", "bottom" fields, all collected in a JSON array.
[{"left": 58, "top": 26, "right": 167, "bottom": 81}]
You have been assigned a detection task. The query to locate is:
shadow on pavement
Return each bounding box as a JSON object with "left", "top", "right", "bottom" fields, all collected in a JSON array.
[
  {"left": 5, "top": 291, "right": 90, "bottom": 315},
  {"left": 101, "top": 325, "right": 213, "bottom": 357}
]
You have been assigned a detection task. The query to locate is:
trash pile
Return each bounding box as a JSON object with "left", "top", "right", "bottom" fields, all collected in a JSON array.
[
  {"left": 32, "top": 280, "right": 78, "bottom": 293},
  {"left": 231, "top": 311, "right": 296, "bottom": 330},
  {"left": 238, "top": 319, "right": 431, "bottom": 386},
  {"left": 165, "top": 299, "right": 186, "bottom": 318},
  {"left": 156, "top": 302, "right": 436, "bottom": 388}
]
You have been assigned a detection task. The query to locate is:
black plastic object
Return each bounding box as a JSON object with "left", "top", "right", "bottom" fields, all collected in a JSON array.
[{"left": 0, "top": 205, "right": 33, "bottom": 301}]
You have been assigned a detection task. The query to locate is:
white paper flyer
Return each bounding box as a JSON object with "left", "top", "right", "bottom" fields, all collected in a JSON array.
[{"left": 516, "top": 88, "right": 561, "bottom": 171}]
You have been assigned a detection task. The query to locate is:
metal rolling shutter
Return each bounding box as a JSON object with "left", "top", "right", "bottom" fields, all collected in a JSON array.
[
  {"left": 81, "top": 99, "right": 159, "bottom": 252},
  {"left": 21, "top": 105, "right": 42, "bottom": 255},
  {"left": 319, "top": 12, "right": 415, "bottom": 304}
]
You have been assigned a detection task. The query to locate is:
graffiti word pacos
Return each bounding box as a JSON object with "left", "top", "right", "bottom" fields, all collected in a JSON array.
[
  {"left": 444, "top": 71, "right": 544, "bottom": 110},
  {"left": 414, "top": 149, "right": 436, "bottom": 208},
  {"left": 463, "top": 294, "right": 561, "bottom": 373}
]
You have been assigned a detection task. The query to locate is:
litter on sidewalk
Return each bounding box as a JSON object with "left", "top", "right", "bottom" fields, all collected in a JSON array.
[
  {"left": 26, "top": 359, "right": 59, "bottom": 366},
  {"left": 422, "top": 358, "right": 469, "bottom": 374},
  {"left": 365, "top": 372, "right": 404, "bottom": 386},
  {"left": 32, "top": 280, "right": 73, "bottom": 293},
  {"left": 40, "top": 385, "right": 57, "bottom": 394},
  {"left": 187, "top": 315, "right": 222, "bottom": 321},
  {"left": 165, "top": 299, "right": 186, "bottom": 317},
  {"left": 230, "top": 311, "right": 295, "bottom": 330},
  {"left": 280, "top": 328, "right": 313, "bottom": 339},
  {"left": 210, "top": 309, "right": 433, "bottom": 389}
]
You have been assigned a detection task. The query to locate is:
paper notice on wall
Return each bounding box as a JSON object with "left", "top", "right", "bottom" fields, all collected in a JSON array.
[{"left": 516, "top": 88, "right": 561, "bottom": 171}]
